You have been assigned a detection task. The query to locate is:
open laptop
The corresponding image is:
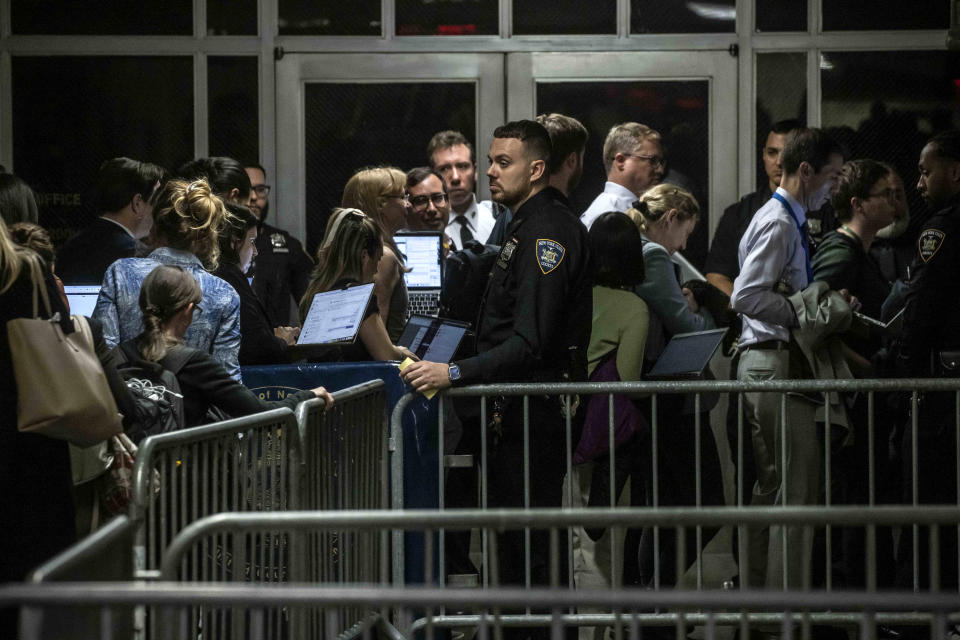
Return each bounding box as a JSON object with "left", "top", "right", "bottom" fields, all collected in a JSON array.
[
  {"left": 394, "top": 232, "right": 443, "bottom": 318},
  {"left": 64, "top": 284, "right": 101, "bottom": 317},
  {"left": 296, "top": 282, "right": 375, "bottom": 346},
  {"left": 397, "top": 314, "right": 469, "bottom": 363},
  {"left": 647, "top": 328, "right": 727, "bottom": 380}
]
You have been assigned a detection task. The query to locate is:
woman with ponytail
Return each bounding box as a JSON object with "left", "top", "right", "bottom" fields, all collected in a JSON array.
[
  {"left": 117, "top": 265, "right": 332, "bottom": 427},
  {"left": 93, "top": 179, "right": 244, "bottom": 380},
  {"left": 0, "top": 217, "right": 77, "bottom": 608}
]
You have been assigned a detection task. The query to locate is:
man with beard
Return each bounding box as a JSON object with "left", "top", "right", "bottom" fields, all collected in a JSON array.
[
  {"left": 401, "top": 121, "right": 592, "bottom": 619},
  {"left": 731, "top": 127, "right": 844, "bottom": 590},
  {"left": 245, "top": 163, "right": 313, "bottom": 326},
  {"left": 487, "top": 112, "right": 588, "bottom": 246}
]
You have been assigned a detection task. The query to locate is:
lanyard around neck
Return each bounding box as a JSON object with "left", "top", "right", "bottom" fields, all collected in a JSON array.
[{"left": 770, "top": 191, "right": 813, "bottom": 284}]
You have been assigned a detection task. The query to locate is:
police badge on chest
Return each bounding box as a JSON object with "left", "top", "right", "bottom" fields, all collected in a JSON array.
[
  {"left": 270, "top": 232, "right": 289, "bottom": 253},
  {"left": 496, "top": 237, "right": 518, "bottom": 270}
]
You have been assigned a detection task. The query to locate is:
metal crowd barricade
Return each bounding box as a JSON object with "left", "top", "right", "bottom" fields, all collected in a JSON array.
[
  {"left": 21, "top": 516, "right": 136, "bottom": 640},
  {"left": 4, "top": 583, "right": 960, "bottom": 640},
  {"left": 390, "top": 378, "right": 960, "bottom": 594},
  {"left": 154, "top": 507, "right": 960, "bottom": 638},
  {"left": 130, "top": 408, "right": 302, "bottom": 578}
]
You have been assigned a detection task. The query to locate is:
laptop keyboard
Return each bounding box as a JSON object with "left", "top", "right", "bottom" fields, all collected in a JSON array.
[{"left": 408, "top": 291, "right": 440, "bottom": 318}]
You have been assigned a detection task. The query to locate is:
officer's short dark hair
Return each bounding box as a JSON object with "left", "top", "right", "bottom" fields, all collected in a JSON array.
[
  {"left": 406, "top": 166, "right": 446, "bottom": 192},
  {"left": 93, "top": 157, "right": 166, "bottom": 213},
  {"left": 927, "top": 130, "right": 960, "bottom": 162},
  {"left": 537, "top": 113, "right": 588, "bottom": 173},
  {"left": 427, "top": 130, "right": 475, "bottom": 166},
  {"left": 781, "top": 128, "right": 844, "bottom": 176},
  {"left": 832, "top": 159, "right": 893, "bottom": 223},
  {"left": 590, "top": 211, "right": 645, "bottom": 288},
  {"left": 493, "top": 120, "right": 552, "bottom": 168},
  {"left": 177, "top": 156, "right": 252, "bottom": 201},
  {"left": 770, "top": 119, "right": 803, "bottom": 136}
]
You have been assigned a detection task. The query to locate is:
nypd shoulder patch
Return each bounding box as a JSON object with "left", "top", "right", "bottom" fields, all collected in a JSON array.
[
  {"left": 536, "top": 239, "right": 565, "bottom": 274},
  {"left": 918, "top": 229, "right": 945, "bottom": 263}
]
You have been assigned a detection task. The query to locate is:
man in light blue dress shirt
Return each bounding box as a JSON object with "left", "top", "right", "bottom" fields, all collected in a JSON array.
[
  {"left": 731, "top": 128, "right": 844, "bottom": 590},
  {"left": 580, "top": 122, "right": 664, "bottom": 229}
]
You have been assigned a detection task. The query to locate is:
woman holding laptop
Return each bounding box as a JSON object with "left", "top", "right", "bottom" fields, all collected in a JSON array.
[{"left": 300, "top": 208, "right": 415, "bottom": 362}]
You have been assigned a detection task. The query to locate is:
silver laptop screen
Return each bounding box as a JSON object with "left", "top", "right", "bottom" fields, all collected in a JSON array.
[{"left": 395, "top": 234, "right": 442, "bottom": 290}]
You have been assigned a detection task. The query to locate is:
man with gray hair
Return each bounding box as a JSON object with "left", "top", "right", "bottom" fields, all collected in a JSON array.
[{"left": 580, "top": 122, "right": 664, "bottom": 229}]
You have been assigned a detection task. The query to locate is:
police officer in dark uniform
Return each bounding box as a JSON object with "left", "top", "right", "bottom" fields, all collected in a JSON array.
[
  {"left": 401, "top": 120, "right": 592, "bottom": 606},
  {"left": 245, "top": 163, "right": 314, "bottom": 327},
  {"left": 893, "top": 130, "right": 960, "bottom": 591}
]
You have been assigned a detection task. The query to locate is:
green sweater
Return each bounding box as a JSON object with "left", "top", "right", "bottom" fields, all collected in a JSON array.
[{"left": 587, "top": 286, "right": 650, "bottom": 381}]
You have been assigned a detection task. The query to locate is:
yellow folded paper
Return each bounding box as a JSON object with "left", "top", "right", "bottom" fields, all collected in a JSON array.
[{"left": 397, "top": 357, "right": 437, "bottom": 399}]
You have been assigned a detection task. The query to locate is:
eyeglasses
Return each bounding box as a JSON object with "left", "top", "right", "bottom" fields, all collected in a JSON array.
[
  {"left": 628, "top": 154, "right": 665, "bottom": 168},
  {"left": 384, "top": 192, "right": 409, "bottom": 203},
  {"left": 409, "top": 192, "right": 449, "bottom": 209},
  {"left": 867, "top": 188, "right": 904, "bottom": 202},
  {"left": 252, "top": 184, "right": 271, "bottom": 197}
]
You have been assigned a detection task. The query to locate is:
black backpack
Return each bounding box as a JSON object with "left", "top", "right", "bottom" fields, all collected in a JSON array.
[
  {"left": 113, "top": 342, "right": 193, "bottom": 444},
  {"left": 439, "top": 240, "right": 500, "bottom": 327}
]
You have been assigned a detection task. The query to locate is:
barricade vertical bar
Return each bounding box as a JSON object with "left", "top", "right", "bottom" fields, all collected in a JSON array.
[
  {"left": 564, "top": 394, "right": 574, "bottom": 592},
  {"left": 930, "top": 525, "right": 940, "bottom": 591},
  {"left": 652, "top": 393, "right": 660, "bottom": 591},
  {"left": 956, "top": 390, "right": 960, "bottom": 590},
  {"left": 524, "top": 394, "right": 531, "bottom": 595},
  {"left": 481, "top": 396, "right": 489, "bottom": 589},
  {"left": 867, "top": 392, "right": 877, "bottom": 591},
  {"left": 438, "top": 395, "right": 446, "bottom": 595},
  {"left": 912, "top": 391, "right": 920, "bottom": 591},
  {"left": 781, "top": 392, "right": 788, "bottom": 590},
  {"left": 738, "top": 392, "right": 749, "bottom": 589},
  {"left": 695, "top": 392, "right": 703, "bottom": 590},
  {"left": 609, "top": 392, "right": 616, "bottom": 590},
  {"left": 825, "top": 398, "right": 832, "bottom": 592}
]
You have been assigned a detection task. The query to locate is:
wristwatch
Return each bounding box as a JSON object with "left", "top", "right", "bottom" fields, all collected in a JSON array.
[{"left": 448, "top": 363, "right": 462, "bottom": 382}]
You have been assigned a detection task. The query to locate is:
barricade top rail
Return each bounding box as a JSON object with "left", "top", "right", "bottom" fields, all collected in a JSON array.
[
  {"left": 3, "top": 583, "right": 959, "bottom": 612},
  {"left": 28, "top": 516, "right": 134, "bottom": 584},
  {"left": 160, "top": 505, "right": 960, "bottom": 579},
  {"left": 442, "top": 377, "right": 960, "bottom": 396},
  {"left": 294, "top": 379, "right": 385, "bottom": 421}
]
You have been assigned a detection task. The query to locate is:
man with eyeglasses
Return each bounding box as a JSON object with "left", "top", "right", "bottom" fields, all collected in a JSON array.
[
  {"left": 427, "top": 130, "right": 498, "bottom": 250},
  {"left": 245, "top": 163, "right": 314, "bottom": 327},
  {"left": 580, "top": 122, "right": 664, "bottom": 230},
  {"left": 405, "top": 166, "right": 452, "bottom": 237}
]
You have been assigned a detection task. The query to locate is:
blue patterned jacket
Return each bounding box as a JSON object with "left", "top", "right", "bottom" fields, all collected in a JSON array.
[{"left": 93, "top": 247, "right": 242, "bottom": 381}]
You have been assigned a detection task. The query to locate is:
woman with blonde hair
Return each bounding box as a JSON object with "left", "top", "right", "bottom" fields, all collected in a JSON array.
[
  {"left": 93, "top": 178, "right": 244, "bottom": 380},
  {"left": 0, "top": 217, "right": 76, "bottom": 603},
  {"left": 340, "top": 167, "right": 410, "bottom": 341},
  {"left": 116, "top": 265, "right": 332, "bottom": 428},
  {"left": 301, "top": 208, "right": 416, "bottom": 362},
  {"left": 627, "top": 184, "right": 715, "bottom": 367}
]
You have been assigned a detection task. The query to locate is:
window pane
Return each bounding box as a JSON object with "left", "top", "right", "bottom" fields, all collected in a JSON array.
[
  {"left": 537, "top": 80, "right": 712, "bottom": 269},
  {"left": 756, "top": 0, "right": 807, "bottom": 32},
  {"left": 515, "top": 0, "right": 615, "bottom": 35},
  {"left": 279, "top": 0, "right": 380, "bottom": 35},
  {"left": 208, "top": 0, "right": 257, "bottom": 35},
  {"left": 11, "top": 0, "right": 192, "bottom": 35},
  {"left": 824, "top": 0, "right": 948, "bottom": 31},
  {"left": 303, "top": 83, "right": 475, "bottom": 254},
  {"left": 208, "top": 57, "right": 259, "bottom": 164},
  {"left": 632, "top": 0, "right": 735, "bottom": 33},
  {"left": 821, "top": 50, "right": 960, "bottom": 231},
  {"left": 12, "top": 57, "right": 194, "bottom": 248},
  {"left": 756, "top": 52, "right": 807, "bottom": 188},
  {"left": 397, "top": 0, "right": 497, "bottom": 35}
]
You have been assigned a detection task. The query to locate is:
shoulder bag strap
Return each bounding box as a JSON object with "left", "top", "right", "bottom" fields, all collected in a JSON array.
[{"left": 24, "top": 254, "right": 53, "bottom": 319}]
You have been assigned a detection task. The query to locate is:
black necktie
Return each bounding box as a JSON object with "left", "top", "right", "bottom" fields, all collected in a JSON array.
[{"left": 454, "top": 215, "right": 474, "bottom": 246}]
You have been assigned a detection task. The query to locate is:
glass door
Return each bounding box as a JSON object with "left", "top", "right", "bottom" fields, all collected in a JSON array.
[
  {"left": 507, "top": 52, "right": 737, "bottom": 270},
  {"left": 275, "top": 53, "right": 504, "bottom": 254}
]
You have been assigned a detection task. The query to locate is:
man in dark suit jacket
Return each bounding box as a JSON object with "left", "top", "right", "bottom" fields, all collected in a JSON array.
[{"left": 58, "top": 157, "right": 165, "bottom": 285}]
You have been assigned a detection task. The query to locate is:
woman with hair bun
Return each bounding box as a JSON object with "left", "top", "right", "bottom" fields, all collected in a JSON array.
[
  {"left": 93, "top": 178, "right": 243, "bottom": 380},
  {"left": 340, "top": 167, "right": 410, "bottom": 341},
  {"left": 117, "top": 265, "right": 332, "bottom": 427}
]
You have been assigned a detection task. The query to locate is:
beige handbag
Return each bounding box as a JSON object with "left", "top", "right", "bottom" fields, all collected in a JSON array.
[{"left": 7, "top": 256, "right": 123, "bottom": 447}]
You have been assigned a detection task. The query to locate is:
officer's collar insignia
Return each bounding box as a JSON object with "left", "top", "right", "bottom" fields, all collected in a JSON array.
[
  {"left": 918, "top": 229, "right": 945, "bottom": 263},
  {"left": 536, "top": 239, "right": 565, "bottom": 275}
]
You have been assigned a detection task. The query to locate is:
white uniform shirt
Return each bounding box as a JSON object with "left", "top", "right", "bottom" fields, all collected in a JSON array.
[
  {"left": 731, "top": 187, "right": 809, "bottom": 346},
  {"left": 445, "top": 194, "right": 496, "bottom": 250},
  {"left": 580, "top": 181, "right": 637, "bottom": 229}
]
